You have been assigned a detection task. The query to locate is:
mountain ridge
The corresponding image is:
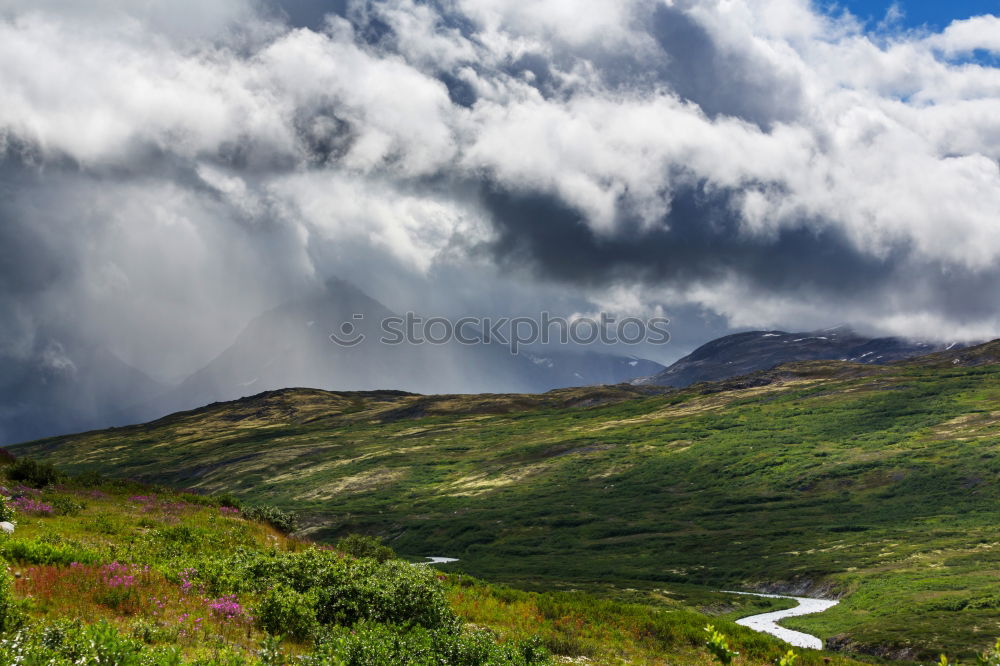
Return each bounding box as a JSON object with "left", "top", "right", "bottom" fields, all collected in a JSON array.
[{"left": 636, "top": 326, "right": 967, "bottom": 388}]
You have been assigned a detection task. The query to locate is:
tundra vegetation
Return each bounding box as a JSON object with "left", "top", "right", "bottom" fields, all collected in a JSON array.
[{"left": 0, "top": 461, "right": 878, "bottom": 664}]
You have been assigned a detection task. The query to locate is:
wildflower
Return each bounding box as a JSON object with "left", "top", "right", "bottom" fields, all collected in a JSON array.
[
  {"left": 208, "top": 595, "right": 245, "bottom": 621},
  {"left": 100, "top": 561, "right": 136, "bottom": 588},
  {"left": 178, "top": 567, "right": 197, "bottom": 593},
  {"left": 12, "top": 497, "right": 54, "bottom": 515}
]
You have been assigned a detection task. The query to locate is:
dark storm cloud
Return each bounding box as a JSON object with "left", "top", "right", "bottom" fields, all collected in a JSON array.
[
  {"left": 479, "top": 182, "right": 899, "bottom": 296},
  {"left": 276, "top": 0, "right": 349, "bottom": 29},
  {"left": 648, "top": 4, "right": 804, "bottom": 128}
]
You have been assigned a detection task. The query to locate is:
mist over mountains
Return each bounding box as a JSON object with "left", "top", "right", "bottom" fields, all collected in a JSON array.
[
  {"left": 0, "top": 281, "right": 666, "bottom": 444},
  {"left": 0, "top": 278, "right": 973, "bottom": 445}
]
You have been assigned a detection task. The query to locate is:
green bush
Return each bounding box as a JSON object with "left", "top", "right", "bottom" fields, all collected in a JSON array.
[
  {"left": 214, "top": 492, "right": 243, "bottom": 509},
  {"left": 7, "top": 458, "right": 62, "bottom": 487},
  {"left": 0, "top": 620, "right": 182, "bottom": 664},
  {"left": 314, "top": 559, "right": 454, "bottom": 630},
  {"left": 303, "top": 621, "right": 551, "bottom": 666},
  {"left": 46, "top": 494, "right": 85, "bottom": 516},
  {"left": 196, "top": 548, "right": 454, "bottom": 631},
  {"left": 335, "top": 534, "right": 396, "bottom": 563},
  {"left": 0, "top": 566, "right": 25, "bottom": 633},
  {"left": 0, "top": 537, "right": 101, "bottom": 565},
  {"left": 254, "top": 585, "right": 319, "bottom": 641},
  {"left": 0, "top": 496, "right": 14, "bottom": 523},
  {"left": 240, "top": 504, "right": 298, "bottom": 533}
]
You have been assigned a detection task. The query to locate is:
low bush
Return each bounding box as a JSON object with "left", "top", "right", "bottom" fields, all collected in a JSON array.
[
  {"left": 7, "top": 458, "right": 62, "bottom": 488},
  {"left": 254, "top": 585, "right": 319, "bottom": 641},
  {"left": 0, "top": 537, "right": 102, "bottom": 565},
  {"left": 0, "top": 566, "right": 25, "bottom": 633},
  {"left": 240, "top": 504, "right": 298, "bottom": 534},
  {"left": 214, "top": 493, "right": 243, "bottom": 509},
  {"left": 0, "top": 620, "right": 182, "bottom": 665},
  {"left": 303, "top": 621, "right": 551, "bottom": 666},
  {"left": 193, "top": 548, "right": 454, "bottom": 631},
  {"left": 46, "top": 494, "right": 86, "bottom": 516},
  {"left": 0, "top": 495, "right": 14, "bottom": 523},
  {"left": 314, "top": 559, "right": 453, "bottom": 630},
  {"left": 335, "top": 534, "right": 396, "bottom": 562}
]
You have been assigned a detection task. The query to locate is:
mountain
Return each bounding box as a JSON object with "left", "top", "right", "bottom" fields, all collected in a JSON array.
[
  {"left": 142, "top": 280, "right": 664, "bottom": 418},
  {"left": 1, "top": 282, "right": 663, "bottom": 443},
  {"left": 0, "top": 342, "right": 164, "bottom": 445},
  {"left": 635, "top": 326, "right": 965, "bottom": 387},
  {"left": 16, "top": 339, "right": 1000, "bottom": 659},
  {"left": 521, "top": 349, "right": 663, "bottom": 388}
]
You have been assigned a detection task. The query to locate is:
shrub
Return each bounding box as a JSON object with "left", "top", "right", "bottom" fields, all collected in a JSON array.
[
  {"left": 7, "top": 458, "right": 62, "bottom": 488},
  {"left": 0, "top": 566, "right": 25, "bottom": 633},
  {"left": 71, "top": 470, "right": 107, "bottom": 487},
  {"left": 704, "top": 625, "right": 738, "bottom": 665},
  {"left": 313, "top": 559, "right": 454, "bottom": 630},
  {"left": 214, "top": 492, "right": 243, "bottom": 509},
  {"left": 0, "top": 537, "right": 101, "bottom": 565},
  {"left": 304, "top": 621, "right": 551, "bottom": 666},
  {"left": 241, "top": 504, "right": 298, "bottom": 533},
  {"left": 197, "top": 548, "right": 455, "bottom": 631},
  {"left": 254, "top": 585, "right": 319, "bottom": 641},
  {"left": 46, "top": 495, "right": 85, "bottom": 516},
  {"left": 0, "top": 495, "right": 15, "bottom": 523},
  {"left": 335, "top": 534, "right": 396, "bottom": 563},
  {"left": 0, "top": 620, "right": 182, "bottom": 665}
]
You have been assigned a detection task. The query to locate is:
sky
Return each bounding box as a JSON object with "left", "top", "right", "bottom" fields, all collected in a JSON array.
[
  {"left": 836, "top": 1, "right": 999, "bottom": 30},
  {"left": 1, "top": 0, "right": 1000, "bottom": 439}
]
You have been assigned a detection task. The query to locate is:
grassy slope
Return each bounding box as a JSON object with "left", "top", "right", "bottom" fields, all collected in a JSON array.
[
  {"left": 14, "top": 350, "right": 1000, "bottom": 659},
  {"left": 0, "top": 473, "right": 869, "bottom": 665}
]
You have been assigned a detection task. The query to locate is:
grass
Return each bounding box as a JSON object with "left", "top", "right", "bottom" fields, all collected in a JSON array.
[
  {"left": 12, "top": 345, "right": 1000, "bottom": 659},
  {"left": 0, "top": 468, "right": 875, "bottom": 664}
]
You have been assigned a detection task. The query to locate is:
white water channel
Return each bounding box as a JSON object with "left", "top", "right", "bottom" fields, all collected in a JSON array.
[{"left": 724, "top": 591, "right": 838, "bottom": 650}]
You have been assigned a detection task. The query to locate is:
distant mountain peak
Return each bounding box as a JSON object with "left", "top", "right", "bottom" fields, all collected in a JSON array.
[{"left": 636, "top": 329, "right": 968, "bottom": 388}]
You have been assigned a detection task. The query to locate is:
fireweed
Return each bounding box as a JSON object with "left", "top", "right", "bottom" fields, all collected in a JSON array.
[
  {"left": 12, "top": 497, "right": 53, "bottom": 516},
  {"left": 208, "top": 595, "right": 247, "bottom": 622}
]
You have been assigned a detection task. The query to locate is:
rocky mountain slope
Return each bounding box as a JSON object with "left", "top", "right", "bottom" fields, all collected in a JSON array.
[{"left": 636, "top": 326, "right": 964, "bottom": 387}]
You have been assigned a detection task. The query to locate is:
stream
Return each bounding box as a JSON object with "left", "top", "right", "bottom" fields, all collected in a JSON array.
[{"left": 724, "top": 591, "right": 838, "bottom": 650}]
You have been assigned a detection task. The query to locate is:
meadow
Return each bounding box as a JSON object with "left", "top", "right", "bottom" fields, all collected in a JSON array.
[{"left": 0, "top": 459, "right": 881, "bottom": 664}]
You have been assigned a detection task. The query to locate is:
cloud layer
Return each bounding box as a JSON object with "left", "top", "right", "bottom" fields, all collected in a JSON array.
[{"left": 1, "top": 0, "right": 1000, "bottom": 396}]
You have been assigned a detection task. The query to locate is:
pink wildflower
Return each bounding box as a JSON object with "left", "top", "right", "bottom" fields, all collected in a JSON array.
[{"left": 208, "top": 594, "right": 245, "bottom": 621}]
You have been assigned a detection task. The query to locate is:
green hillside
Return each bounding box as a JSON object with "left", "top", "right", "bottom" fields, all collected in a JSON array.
[
  {"left": 14, "top": 343, "right": 1000, "bottom": 660},
  {"left": 0, "top": 462, "right": 873, "bottom": 664}
]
